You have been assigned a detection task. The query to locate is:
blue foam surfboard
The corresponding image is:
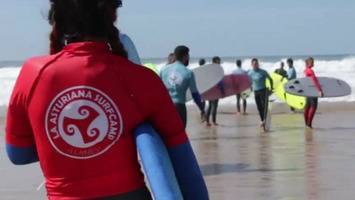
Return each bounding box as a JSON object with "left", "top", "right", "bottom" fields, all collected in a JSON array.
[
  {"left": 126, "top": 33, "right": 208, "bottom": 199},
  {"left": 135, "top": 123, "right": 209, "bottom": 200},
  {"left": 168, "top": 142, "right": 209, "bottom": 200},
  {"left": 135, "top": 124, "right": 183, "bottom": 200}
]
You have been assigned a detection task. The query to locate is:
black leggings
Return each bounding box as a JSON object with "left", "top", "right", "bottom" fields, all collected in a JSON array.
[
  {"left": 175, "top": 103, "right": 187, "bottom": 128},
  {"left": 207, "top": 100, "right": 219, "bottom": 123},
  {"left": 102, "top": 188, "right": 152, "bottom": 200},
  {"left": 254, "top": 89, "right": 269, "bottom": 122},
  {"left": 236, "top": 94, "right": 247, "bottom": 113}
]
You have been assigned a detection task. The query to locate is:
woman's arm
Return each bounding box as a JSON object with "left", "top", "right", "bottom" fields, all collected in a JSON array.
[
  {"left": 307, "top": 69, "right": 323, "bottom": 94},
  {"left": 189, "top": 73, "right": 205, "bottom": 113},
  {"left": 5, "top": 61, "right": 39, "bottom": 165}
]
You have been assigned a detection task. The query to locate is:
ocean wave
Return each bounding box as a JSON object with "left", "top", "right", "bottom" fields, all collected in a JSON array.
[{"left": 1, "top": 57, "right": 355, "bottom": 117}]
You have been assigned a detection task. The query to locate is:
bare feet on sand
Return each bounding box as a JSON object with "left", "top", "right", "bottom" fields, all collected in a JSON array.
[
  {"left": 306, "top": 125, "right": 313, "bottom": 129},
  {"left": 260, "top": 121, "right": 267, "bottom": 132}
]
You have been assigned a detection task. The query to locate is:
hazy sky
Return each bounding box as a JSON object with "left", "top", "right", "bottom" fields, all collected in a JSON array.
[{"left": 1, "top": 0, "right": 355, "bottom": 60}]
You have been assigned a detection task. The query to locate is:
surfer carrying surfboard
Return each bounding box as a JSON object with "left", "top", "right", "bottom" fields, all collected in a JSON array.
[
  {"left": 233, "top": 60, "right": 248, "bottom": 115},
  {"left": 160, "top": 46, "right": 206, "bottom": 128},
  {"left": 287, "top": 58, "right": 297, "bottom": 112},
  {"left": 199, "top": 58, "right": 207, "bottom": 122},
  {"left": 287, "top": 58, "right": 297, "bottom": 80},
  {"left": 206, "top": 56, "right": 225, "bottom": 126},
  {"left": 304, "top": 57, "right": 324, "bottom": 128},
  {"left": 248, "top": 58, "right": 274, "bottom": 131},
  {"left": 5, "top": 1, "right": 196, "bottom": 199},
  {"left": 274, "top": 62, "right": 288, "bottom": 79}
]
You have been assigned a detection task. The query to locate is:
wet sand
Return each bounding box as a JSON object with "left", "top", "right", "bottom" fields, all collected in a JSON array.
[{"left": 1, "top": 102, "right": 355, "bottom": 199}]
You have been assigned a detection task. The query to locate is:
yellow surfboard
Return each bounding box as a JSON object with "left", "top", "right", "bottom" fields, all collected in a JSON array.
[
  {"left": 267, "top": 73, "right": 306, "bottom": 110},
  {"left": 144, "top": 63, "right": 159, "bottom": 74}
]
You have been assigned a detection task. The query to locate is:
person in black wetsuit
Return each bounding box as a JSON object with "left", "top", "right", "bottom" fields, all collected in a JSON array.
[
  {"left": 232, "top": 60, "right": 248, "bottom": 115},
  {"left": 198, "top": 58, "right": 207, "bottom": 122},
  {"left": 248, "top": 58, "right": 274, "bottom": 131},
  {"left": 206, "top": 56, "right": 223, "bottom": 126},
  {"left": 274, "top": 61, "right": 288, "bottom": 78}
]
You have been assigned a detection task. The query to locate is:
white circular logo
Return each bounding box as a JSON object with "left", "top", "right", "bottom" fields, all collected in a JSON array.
[
  {"left": 45, "top": 86, "right": 123, "bottom": 159},
  {"left": 168, "top": 71, "right": 183, "bottom": 86}
]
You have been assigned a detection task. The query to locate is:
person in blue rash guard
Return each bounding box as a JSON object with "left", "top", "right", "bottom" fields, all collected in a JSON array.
[
  {"left": 248, "top": 58, "right": 273, "bottom": 131},
  {"left": 287, "top": 58, "right": 297, "bottom": 81},
  {"left": 287, "top": 58, "right": 297, "bottom": 112},
  {"left": 160, "top": 46, "right": 205, "bottom": 128},
  {"left": 233, "top": 59, "right": 248, "bottom": 115}
]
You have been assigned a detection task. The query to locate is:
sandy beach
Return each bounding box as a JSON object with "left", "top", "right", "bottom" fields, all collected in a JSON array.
[{"left": 1, "top": 102, "right": 355, "bottom": 199}]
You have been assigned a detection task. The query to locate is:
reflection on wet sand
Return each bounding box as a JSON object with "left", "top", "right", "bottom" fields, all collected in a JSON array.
[
  {"left": 304, "top": 129, "right": 320, "bottom": 200},
  {"left": 188, "top": 104, "right": 355, "bottom": 200}
]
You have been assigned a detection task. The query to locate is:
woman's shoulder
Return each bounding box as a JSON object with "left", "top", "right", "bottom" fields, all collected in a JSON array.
[
  {"left": 11, "top": 54, "right": 60, "bottom": 99},
  {"left": 17, "top": 54, "right": 62, "bottom": 82},
  {"left": 22, "top": 54, "right": 61, "bottom": 72}
]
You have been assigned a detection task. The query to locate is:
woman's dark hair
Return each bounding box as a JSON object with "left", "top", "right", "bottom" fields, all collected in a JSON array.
[
  {"left": 48, "top": 0, "right": 127, "bottom": 58},
  {"left": 306, "top": 57, "right": 314, "bottom": 62},
  {"left": 306, "top": 57, "right": 314, "bottom": 66}
]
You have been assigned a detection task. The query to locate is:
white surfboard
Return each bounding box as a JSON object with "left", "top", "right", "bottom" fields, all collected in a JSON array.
[
  {"left": 264, "top": 98, "right": 274, "bottom": 132},
  {"left": 241, "top": 88, "right": 252, "bottom": 100},
  {"left": 186, "top": 64, "right": 224, "bottom": 101},
  {"left": 285, "top": 77, "right": 351, "bottom": 98}
]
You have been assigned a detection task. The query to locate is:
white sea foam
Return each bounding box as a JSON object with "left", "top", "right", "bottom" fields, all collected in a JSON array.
[{"left": 1, "top": 57, "right": 355, "bottom": 117}]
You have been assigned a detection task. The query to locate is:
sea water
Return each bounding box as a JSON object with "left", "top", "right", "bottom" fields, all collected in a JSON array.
[{"left": 1, "top": 55, "right": 355, "bottom": 116}]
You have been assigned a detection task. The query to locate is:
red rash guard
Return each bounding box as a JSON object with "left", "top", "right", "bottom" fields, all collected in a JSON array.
[
  {"left": 6, "top": 42, "right": 188, "bottom": 199},
  {"left": 304, "top": 67, "right": 323, "bottom": 93}
]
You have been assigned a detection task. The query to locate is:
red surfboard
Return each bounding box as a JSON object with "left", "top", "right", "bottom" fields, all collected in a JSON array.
[{"left": 202, "top": 74, "right": 251, "bottom": 101}]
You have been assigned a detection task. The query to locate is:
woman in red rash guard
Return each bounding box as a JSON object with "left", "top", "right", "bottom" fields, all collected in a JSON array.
[
  {"left": 304, "top": 57, "right": 324, "bottom": 128},
  {"left": 5, "top": 0, "right": 190, "bottom": 199}
]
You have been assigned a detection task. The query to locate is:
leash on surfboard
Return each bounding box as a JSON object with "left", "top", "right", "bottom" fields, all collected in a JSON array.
[
  {"left": 37, "top": 181, "right": 45, "bottom": 191},
  {"left": 263, "top": 88, "right": 275, "bottom": 132},
  {"left": 262, "top": 89, "right": 269, "bottom": 132}
]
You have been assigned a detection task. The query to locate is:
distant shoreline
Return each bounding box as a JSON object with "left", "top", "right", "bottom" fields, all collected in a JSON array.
[
  {"left": 2, "top": 53, "right": 355, "bottom": 66},
  {"left": 142, "top": 53, "right": 355, "bottom": 61}
]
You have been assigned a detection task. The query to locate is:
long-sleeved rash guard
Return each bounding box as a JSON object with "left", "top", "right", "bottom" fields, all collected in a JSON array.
[
  {"left": 304, "top": 67, "right": 323, "bottom": 93},
  {"left": 6, "top": 42, "right": 188, "bottom": 199}
]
